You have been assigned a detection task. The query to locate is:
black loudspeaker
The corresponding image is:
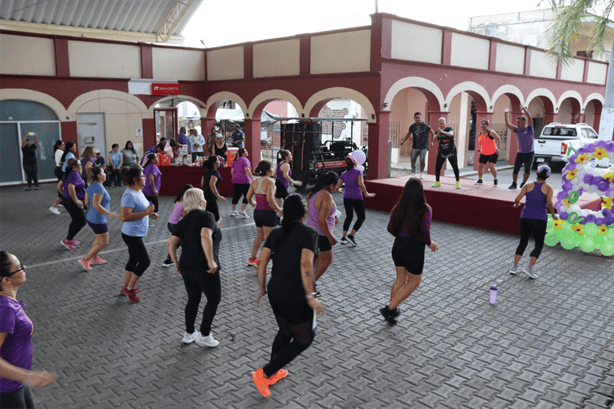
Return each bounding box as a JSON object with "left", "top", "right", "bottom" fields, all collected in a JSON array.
[{"left": 280, "top": 121, "right": 320, "bottom": 182}]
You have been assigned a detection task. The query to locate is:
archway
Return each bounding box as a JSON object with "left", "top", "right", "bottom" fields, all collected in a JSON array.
[{"left": 584, "top": 98, "right": 603, "bottom": 132}]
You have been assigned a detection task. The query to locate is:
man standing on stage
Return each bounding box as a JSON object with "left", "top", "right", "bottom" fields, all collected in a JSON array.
[
  {"left": 400, "top": 112, "right": 433, "bottom": 179},
  {"left": 504, "top": 106, "right": 535, "bottom": 189}
]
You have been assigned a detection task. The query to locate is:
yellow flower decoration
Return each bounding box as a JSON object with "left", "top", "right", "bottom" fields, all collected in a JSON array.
[
  {"left": 602, "top": 197, "right": 613, "bottom": 210},
  {"left": 566, "top": 169, "right": 578, "bottom": 180},
  {"left": 572, "top": 223, "right": 584, "bottom": 235},
  {"left": 574, "top": 153, "right": 589, "bottom": 164},
  {"left": 598, "top": 224, "right": 609, "bottom": 235},
  {"left": 554, "top": 220, "right": 564, "bottom": 230},
  {"left": 562, "top": 198, "right": 571, "bottom": 208},
  {"left": 593, "top": 147, "right": 608, "bottom": 159},
  {"left": 604, "top": 172, "right": 614, "bottom": 183}
]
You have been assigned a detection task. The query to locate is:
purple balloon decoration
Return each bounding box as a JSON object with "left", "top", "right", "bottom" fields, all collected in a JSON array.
[
  {"left": 597, "top": 140, "right": 607, "bottom": 148},
  {"left": 563, "top": 182, "right": 573, "bottom": 191},
  {"left": 598, "top": 179, "right": 610, "bottom": 192},
  {"left": 606, "top": 142, "right": 614, "bottom": 153},
  {"left": 557, "top": 191, "right": 567, "bottom": 200},
  {"left": 585, "top": 215, "right": 596, "bottom": 223},
  {"left": 584, "top": 174, "right": 594, "bottom": 185},
  {"left": 560, "top": 212, "right": 569, "bottom": 220}
]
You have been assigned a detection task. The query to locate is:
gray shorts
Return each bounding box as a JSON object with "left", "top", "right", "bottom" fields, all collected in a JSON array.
[{"left": 411, "top": 148, "right": 428, "bottom": 170}]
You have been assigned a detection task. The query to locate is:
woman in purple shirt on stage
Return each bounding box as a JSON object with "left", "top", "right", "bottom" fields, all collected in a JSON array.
[
  {"left": 143, "top": 154, "right": 162, "bottom": 213},
  {"left": 335, "top": 156, "right": 375, "bottom": 247},
  {"left": 0, "top": 252, "right": 56, "bottom": 409},
  {"left": 510, "top": 165, "right": 558, "bottom": 279},
  {"left": 381, "top": 178, "right": 438, "bottom": 326},
  {"left": 230, "top": 148, "right": 253, "bottom": 218}
]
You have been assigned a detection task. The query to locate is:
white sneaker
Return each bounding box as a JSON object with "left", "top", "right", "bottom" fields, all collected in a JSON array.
[
  {"left": 194, "top": 331, "right": 219, "bottom": 347},
  {"left": 182, "top": 332, "right": 195, "bottom": 344},
  {"left": 49, "top": 206, "right": 61, "bottom": 215},
  {"left": 522, "top": 268, "right": 537, "bottom": 279},
  {"left": 230, "top": 211, "right": 238, "bottom": 217},
  {"left": 419, "top": 172, "right": 424, "bottom": 179},
  {"left": 509, "top": 266, "right": 518, "bottom": 275},
  {"left": 239, "top": 211, "right": 249, "bottom": 219}
]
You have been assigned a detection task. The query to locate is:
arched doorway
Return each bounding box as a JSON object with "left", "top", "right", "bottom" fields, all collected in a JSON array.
[{"left": 0, "top": 99, "right": 61, "bottom": 185}]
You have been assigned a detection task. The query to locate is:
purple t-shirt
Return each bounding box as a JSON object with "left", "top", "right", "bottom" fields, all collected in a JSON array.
[
  {"left": 0, "top": 297, "right": 33, "bottom": 393},
  {"left": 276, "top": 162, "right": 290, "bottom": 189},
  {"left": 231, "top": 157, "right": 251, "bottom": 184},
  {"left": 64, "top": 171, "right": 86, "bottom": 199},
  {"left": 305, "top": 190, "right": 336, "bottom": 236},
  {"left": 520, "top": 182, "right": 548, "bottom": 221},
  {"left": 168, "top": 202, "right": 184, "bottom": 225},
  {"left": 514, "top": 125, "right": 535, "bottom": 154},
  {"left": 176, "top": 133, "right": 192, "bottom": 153},
  {"left": 340, "top": 168, "right": 363, "bottom": 200},
  {"left": 142, "top": 163, "right": 161, "bottom": 197}
]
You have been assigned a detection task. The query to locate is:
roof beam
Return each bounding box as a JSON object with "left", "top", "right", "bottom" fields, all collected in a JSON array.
[{"left": 156, "top": 0, "right": 194, "bottom": 43}]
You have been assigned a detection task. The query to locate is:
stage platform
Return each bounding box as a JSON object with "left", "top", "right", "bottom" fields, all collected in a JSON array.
[{"left": 364, "top": 175, "right": 602, "bottom": 236}]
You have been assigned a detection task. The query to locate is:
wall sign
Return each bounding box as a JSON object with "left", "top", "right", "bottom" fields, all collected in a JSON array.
[{"left": 152, "top": 83, "right": 180, "bottom": 95}]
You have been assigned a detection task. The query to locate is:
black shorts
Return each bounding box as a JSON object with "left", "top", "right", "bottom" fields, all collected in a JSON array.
[
  {"left": 513, "top": 152, "right": 535, "bottom": 175},
  {"left": 391, "top": 236, "right": 425, "bottom": 275},
  {"left": 275, "top": 179, "right": 289, "bottom": 199},
  {"left": 479, "top": 153, "right": 499, "bottom": 164},
  {"left": 317, "top": 235, "right": 332, "bottom": 252},
  {"left": 254, "top": 209, "right": 278, "bottom": 227}
]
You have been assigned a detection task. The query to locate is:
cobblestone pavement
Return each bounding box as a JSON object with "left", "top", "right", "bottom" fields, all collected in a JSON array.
[{"left": 1, "top": 182, "right": 613, "bottom": 409}]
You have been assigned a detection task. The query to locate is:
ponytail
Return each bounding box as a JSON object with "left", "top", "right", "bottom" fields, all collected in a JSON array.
[
  {"left": 281, "top": 194, "right": 307, "bottom": 235},
  {"left": 235, "top": 147, "right": 246, "bottom": 162},
  {"left": 253, "top": 160, "right": 272, "bottom": 176},
  {"left": 306, "top": 171, "right": 339, "bottom": 198}
]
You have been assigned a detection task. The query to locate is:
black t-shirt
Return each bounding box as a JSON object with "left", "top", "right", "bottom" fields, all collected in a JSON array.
[
  {"left": 202, "top": 169, "right": 222, "bottom": 197},
  {"left": 231, "top": 130, "right": 244, "bottom": 148},
  {"left": 173, "top": 210, "right": 222, "bottom": 276},
  {"left": 409, "top": 123, "right": 432, "bottom": 150},
  {"left": 264, "top": 223, "right": 318, "bottom": 298},
  {"left": 214, "top": 144, "right": 228, "bottom": 160},
  {"left": 437, "top": 127, "right": 456, "bottom": 156},
  {"left": 21, "top": 144, "right": 37, "bottom": 165}
]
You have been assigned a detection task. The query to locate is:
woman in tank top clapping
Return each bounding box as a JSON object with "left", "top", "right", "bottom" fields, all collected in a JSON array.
[
  {"left": 510, "top": 165, "right": 558, "bottom": 279},
  {"left": 246, "top": 160, "right": 283, "bottom": 268}
]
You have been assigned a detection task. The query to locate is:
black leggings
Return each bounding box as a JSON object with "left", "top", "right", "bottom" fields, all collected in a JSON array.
[
  {"left": 435, "top": 153, "right": 460, "bottom": 182},
  {"left": 343, "top": 198, "right": 366, "bottom": 233},
  {"left": 232, "top": 184, "right": 250, "bottom": 205},
  {"left": 145, "top": 195, "right": 159, "bottom": 212},
  {"left": 181, "top": 270, "right": 221, "bottom": 336},
  {"left": 63, "top": 197, "right": 86, "bottom": 240},
  {"left": 516, "top": 218, "right": 547, "bottom": 259},
  {"left": 0, "top": 386, "right": 34, "bottom": 409},
  {"left": 205, "top": 194, "right": 220, "bottom": 221},
  {"left": 122, "top": 233, "right": 150, "bottom": 276},
  {"left": 23, "top": 164, "right": 38, "bottom": 188},
  {"left": 263, "top": 305, "right": 314, "bottom": 378}
]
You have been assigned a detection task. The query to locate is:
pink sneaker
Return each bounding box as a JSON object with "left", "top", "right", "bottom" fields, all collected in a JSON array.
[
  {"left": 61, "top": 239, "right": 76, "bottom": 250},
  {"left": 125, "top": 288, "right": 140, "bottom": 303},
  {"left": 120, "top": 285, "right": 141, "bottom": 296},
  {"left": 78, "top": 258, "right": 92, "bottom": 271},
  {"left": 69, "top": 239, "right": 80, "bottom": 245},
  {"left": 90, "top": 257, "right": 107, "bottom": 265}
]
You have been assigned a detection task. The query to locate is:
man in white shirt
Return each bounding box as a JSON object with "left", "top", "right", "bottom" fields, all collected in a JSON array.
[{"left": 189, "top": 128, "right": 206, "bottom": 161}]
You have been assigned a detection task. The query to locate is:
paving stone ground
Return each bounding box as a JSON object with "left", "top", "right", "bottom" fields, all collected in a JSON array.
[{"left": 1, "top": 181, "right": 613, "bottom": 409}]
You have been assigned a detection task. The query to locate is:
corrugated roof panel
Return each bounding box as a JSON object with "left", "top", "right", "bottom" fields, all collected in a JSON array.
[{"left": 0, "top": 0, "right": 203, "bottom": 40}]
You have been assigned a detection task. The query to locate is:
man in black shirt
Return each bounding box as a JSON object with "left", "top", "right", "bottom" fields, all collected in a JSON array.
[
  {"left": 21, "top": 132, "right": 39, "bottom": 190},
  {"left": 400, "top": 112, "right": 433, "bottom": 179}
]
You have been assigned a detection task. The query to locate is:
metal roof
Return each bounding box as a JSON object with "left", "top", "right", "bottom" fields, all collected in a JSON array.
[{"left": 0, "top": 0, "right": 202, "bottom": 41}]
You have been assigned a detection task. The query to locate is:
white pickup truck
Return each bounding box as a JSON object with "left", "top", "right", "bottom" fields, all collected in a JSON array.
[{"left": 533, "top": 123, "right": 600, "bottom": 169}]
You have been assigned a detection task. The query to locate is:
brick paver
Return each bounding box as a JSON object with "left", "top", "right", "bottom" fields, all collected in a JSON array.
[{"left": 0, "top": 182, "right": 613, "bottom": 409}]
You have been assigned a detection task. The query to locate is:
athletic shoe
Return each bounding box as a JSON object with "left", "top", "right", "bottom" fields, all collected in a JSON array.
[
  {"left": 391, "top": 307, "right": 401, "bottom": 318},
  {"left": 475, "top": 179, "right": 483, "bottom": 185},
  {"left": 493, "top": 179, "right": 499, "bottom": 187},
  {"left": 162, "top": 258, "right": 174, "bottom": 268},
  {"left": 125, "top": 288, "right": 140, "bottom": 303},
  {"left": 248, "top": 258, "right": 259, "bottom": 267},
  {"left": 340, "top": 237, "right": 347, "bottom": 245},
  {"left": 35, "top": 187, "right": 39, "bottom": 190},
  {"left": 194, "top": 331, "right": 219, "bottom": 347},
  {"left": 49, "top": 206, "right": 61, "bottom": 215},
  {"left": 520, "top": 182, "right": 526, "bottom": 188},
  {"left": 346, "top": 235, "right": 357, "bottom": 247},
  {"left": 25, "top": 188, "right": 32, "bottom": 191},
  {"left": 456, "top": 181, "right": 461, "bottom": 189},
  {"left": 379, "top": 306, "right": 397, "bottom": 326},
  {"left": 182, "top": 332, "right": 195, "bottom": 344},
  {"left": 78, "top": 258, "right": 92, "bottom": 271},
  {"left": 61, "top": 239, "right": 76, "bottom": 250},
  {"left": 268, "top": 369, "right": 289, "bottom": 385},
  {"left": 230, "top": 211, "right": 239, "bottom": 217},
  {"left": 251, "top": 368, "right": 271, "bottom": 398},
  {"left": 509, "top": 265, "right": 519, "bottom": 275},
  {"left": 522, "top": 268, "right": 537, "bottom": 279},
  {"left": 240, "top": 211, "right": 249, "bottom": 219},
  {"left": 90, "top": 257, "right": 107, "bottom": 265},
  {"left": 432, "top": 181, "right": 440, "bottom": 187},
  {"left": 119, "top": 285, "right": 141, "bottom": 296},
  {"left": 508, "top": 182, "right": 517, "bottom": 190},
  {"left": 419, "top": 172, "right": 424, "bottom": 179},
  {"left": 57, "top": 203, "right": 64, "bottom": 208},
  {"left": 69, "top": 239, "right": 80, "bottom": 245}
]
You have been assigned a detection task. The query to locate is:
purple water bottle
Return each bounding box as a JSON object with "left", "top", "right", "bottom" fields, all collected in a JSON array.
[{"left": 490, "top": 285, "right": 498, "bottom": 305}]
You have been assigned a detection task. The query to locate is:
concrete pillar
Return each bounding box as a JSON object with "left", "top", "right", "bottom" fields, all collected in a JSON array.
[
  {"left": 473, "top": 112, "right": 494, "bottom": 172},
  {"left": 367, "top": 112, "right": 390, "bottom": 180},
  {"left": 243, "top": 119, "right": 262, "bottom": 166},
  {"left": 457, "top": 92, "right": 470, "bottom": 168},
  {"left": 143, "top": 118, "right": 156, "bottom": 150},
  {"left": 427, "top": 111, "right": 448, "bottom": 176}
]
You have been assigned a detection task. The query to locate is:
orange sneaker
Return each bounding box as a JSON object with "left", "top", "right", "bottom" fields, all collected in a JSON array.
[
  {"left": 251, "top": 368, "right": 271, "bottom": 397},
  {"left": 90, "top": 257, "right": 107, "bottom": 265},
  {"left": 268, "top": 369, "right": 288, "bottom": 385},
  {"left": 78, "top": 258, "right": 92, "bottom": 271},
  {"left": 248, "top": 258, "right": 259, "bottom": 267}
]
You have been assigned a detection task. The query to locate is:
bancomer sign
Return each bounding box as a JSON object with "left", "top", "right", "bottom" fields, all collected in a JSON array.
[{"left": 152, "top": 83, "right": 180, "bottom": 95}]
